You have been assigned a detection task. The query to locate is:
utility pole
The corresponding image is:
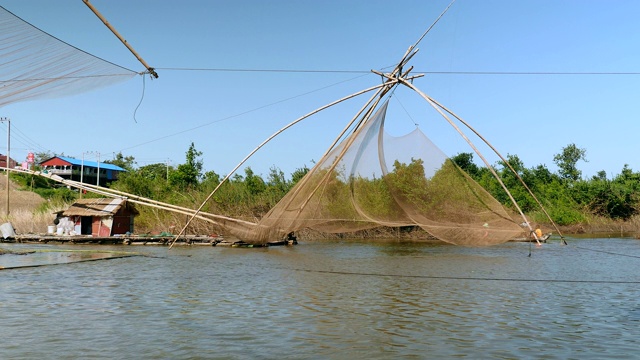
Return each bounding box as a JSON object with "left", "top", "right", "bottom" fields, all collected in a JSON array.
[
  {"left": 80, "top": 152, "right": 85, "bottom": 199},
  {"left": 0, "top": 117, "right": 9, "bottom": 216},
  {"left": 96, "top": 152, "right": 100, "bottom": 187},
  {"left": 83, "top": 151, "right": 100, "bottom": 189}
]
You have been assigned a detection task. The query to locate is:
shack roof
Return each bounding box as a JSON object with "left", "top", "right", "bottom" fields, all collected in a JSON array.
[
  {"left": 40, "top": 156, "right": 126, "bottom": 171},
  {"left": 61, "top": 198, "right": 138, "bottom": 217}
]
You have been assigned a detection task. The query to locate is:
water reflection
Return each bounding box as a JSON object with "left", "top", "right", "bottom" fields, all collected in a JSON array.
[{"left": 1, "top": 238, "right": 640, "bottom": 358}]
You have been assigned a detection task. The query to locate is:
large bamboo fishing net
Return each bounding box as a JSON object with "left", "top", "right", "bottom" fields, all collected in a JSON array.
[
  {"left": 219, "top": 99, "right": 526, "bottom": 246},
  {"left": 0, "top": 6, "right": 136, "bottom": 107}
]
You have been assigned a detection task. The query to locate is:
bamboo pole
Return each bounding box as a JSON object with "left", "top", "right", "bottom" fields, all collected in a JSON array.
[{"left": 82, "top": 0, "right": 158, "bottom": 78}]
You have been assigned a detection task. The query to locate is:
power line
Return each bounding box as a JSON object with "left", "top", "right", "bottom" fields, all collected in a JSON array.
[
  {"left": 155, "top": 67, "right": 640, "bottom": 76},
  {"left": 2, "top": 68, "right": 638, "bottom": 82},
  {"left": 0, "top": 122, "right": 49, "bottom": 156},
  {"left": 156, "top": 67, "right": 370, "bottom": 74},
  {"left": 115, "top": 66, "right": 640, "bottom": 156},
  {"left": 8, "top": 124, "right": 48, "bottom": 153},
  {"left": 422, "top": 71, "right": 640, "bottom": 75},
  {"left": 117, "top": 72, "right": 369, "bottom": 152}
]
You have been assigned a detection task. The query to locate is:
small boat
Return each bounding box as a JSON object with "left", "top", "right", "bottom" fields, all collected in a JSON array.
[{"left": 512, "top": 233, "right": 551, "bottom": 243}]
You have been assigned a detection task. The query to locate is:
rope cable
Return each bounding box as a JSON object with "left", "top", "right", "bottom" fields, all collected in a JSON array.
[
  {"left": 132, "top": 72, "right": 147, "bottom": 123},
  {"left": 272, "top": 241, "right": 640, "bottom": 284},
  {"left": 281, "top": 266, "right": 640, "bottom": 284},
  {"left": 570, "top": 244, "right": 640, "bottom": 259},
  {"left": 392, "top": 94, "right": 419, "bottom": 127},
  {"left": 0, "top": 254, "right": 139, "bottom": 270}
]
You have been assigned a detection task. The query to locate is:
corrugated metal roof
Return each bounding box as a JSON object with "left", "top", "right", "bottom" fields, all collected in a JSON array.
[
  {"left": 47, "top": 156, "right": 126, "bottom": 171},
  {"left": 62, "top": 198, "right": 128, "bottom": 217}
]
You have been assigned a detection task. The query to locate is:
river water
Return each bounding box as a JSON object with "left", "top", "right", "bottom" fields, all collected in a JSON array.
[{"left": 1, "top": 237, "right": 640, "bottom": 359}]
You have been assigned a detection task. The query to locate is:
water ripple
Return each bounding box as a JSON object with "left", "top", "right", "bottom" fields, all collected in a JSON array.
[{"left": 1, "top": 239, "right": 640, "bottom": 358}]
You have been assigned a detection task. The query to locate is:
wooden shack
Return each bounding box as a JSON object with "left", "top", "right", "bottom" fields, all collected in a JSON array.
[{"left": 58, "top": 198, "right": 138, "bottom": 237}]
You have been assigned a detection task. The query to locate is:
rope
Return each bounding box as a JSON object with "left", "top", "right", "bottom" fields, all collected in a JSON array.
[
  {"left": 0, "top": 253, "right": 139, "bottom": 270},
  {"left": 571, "top": 244, "right": 640, "bottom": 259},
  {"left": 282, "top": 267, "right": 640, "bottom": 284},
  {"left": 0, "top": 248, "right": 172, "bottom": 270},
  {"left": 276, "top": 242, "right": 640, "bottom": 285},
  {"left": 392, "top": 94, "right": 419, "bottom": 127},
  {"left": 133, "top": 72, "right": 147, "bottom": 123}
]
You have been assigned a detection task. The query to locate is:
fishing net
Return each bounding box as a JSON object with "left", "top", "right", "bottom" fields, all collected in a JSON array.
[
  {"left": 0, "top": 6, "right": 137, "bottom": 107},
  {"left": 220, "top": 99, "right": 526, "bottom": 246}
]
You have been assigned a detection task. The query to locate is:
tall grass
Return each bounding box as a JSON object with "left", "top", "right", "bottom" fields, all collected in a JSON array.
[
  {"left": 5, "top": 208, "right": 59, "bottom": 234},
  {"left": 0, "top": 173, "right": 64, "bottom": 235}
]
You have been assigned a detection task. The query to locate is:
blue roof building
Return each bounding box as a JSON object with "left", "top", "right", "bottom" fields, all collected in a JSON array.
[{"left": 39, "top": 156, "right": 126, "bottom": 185}]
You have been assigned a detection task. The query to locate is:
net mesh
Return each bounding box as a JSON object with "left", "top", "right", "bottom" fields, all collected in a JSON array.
[
  {"left": 0, "top": 6, "right": 137, "bottom": 107},
  {"left": 221, "top": 99, "right": 526, "bottom": 246}
]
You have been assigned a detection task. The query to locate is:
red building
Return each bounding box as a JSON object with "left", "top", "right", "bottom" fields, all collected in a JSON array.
[{"left": 0, "top": 154, "right": 18, "bottom": 169}]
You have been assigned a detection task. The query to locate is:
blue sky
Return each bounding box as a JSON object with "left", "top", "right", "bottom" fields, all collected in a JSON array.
[{"left": 1, "top": 0, "right": 639, "bottom": 180}]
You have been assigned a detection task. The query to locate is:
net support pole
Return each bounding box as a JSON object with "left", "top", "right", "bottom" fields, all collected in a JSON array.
[{"left": 83, "top": 0, "right": 158, "bottom": 78}]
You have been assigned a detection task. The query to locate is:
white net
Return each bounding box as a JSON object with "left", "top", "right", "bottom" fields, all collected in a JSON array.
[{"left": 0, "top": 6, "right": 137, "bottom": 107}]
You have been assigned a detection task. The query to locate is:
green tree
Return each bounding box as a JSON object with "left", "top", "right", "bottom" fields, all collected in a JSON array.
[
  {"left": 592, "top": 170, "right": 607, "bottom": 181},
  {"left": 290, "top": 165, "right": 310, "bottom": 186},
  {"left": 169, "top": 142, "right": 203, "bottom": 188},
  {"left": 576, "top": 164, "right": 640, "bottom": 220},
  {"left": 202, "top": 170, "right": 221, "bottom": 185},
  {"left": 530, "top": 164, "right": 555, "bottom": 185},
  {"left": 244, "top": 167, "right": 266, "bottom": 195},
  {"left": 451, "top": 152, "right": 480, "bottom": 178},
  {"left": 110, "top": 162, "right": 173, "bottom": 199},
  {"left": 492, "top": 154, "right": 536, "bottom": 212},
  {"left": 139, "top": 163, "right": 171, "bottom": 181},
  {"left": 105, "top": 152, "right": 136, "bottom": 171},
  {"left": 266, "top": 166, "right": 288, "bottom": 200},
  {"left": 553, "top": 143, "right": 587, "bottom": 182}
]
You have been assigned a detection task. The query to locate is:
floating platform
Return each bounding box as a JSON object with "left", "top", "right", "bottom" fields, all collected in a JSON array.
[{"left": 1, "top": 234, "right": 297, "bottom": 247}]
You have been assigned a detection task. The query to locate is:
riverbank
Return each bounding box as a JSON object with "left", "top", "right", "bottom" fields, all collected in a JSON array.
[{"left": 1, "top": 224, "right": 637, "bottom": 249}]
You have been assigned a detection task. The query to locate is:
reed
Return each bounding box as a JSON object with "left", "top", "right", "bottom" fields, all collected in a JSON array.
[{"left": 4, "top": 206, "right": 67, "bottom": 235}]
